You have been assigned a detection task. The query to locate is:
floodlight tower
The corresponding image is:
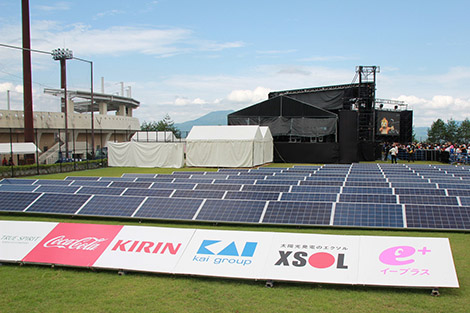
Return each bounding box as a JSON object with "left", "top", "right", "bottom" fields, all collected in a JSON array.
[{"left": 52, "top": 48, "right": 73, "bottom": 160}]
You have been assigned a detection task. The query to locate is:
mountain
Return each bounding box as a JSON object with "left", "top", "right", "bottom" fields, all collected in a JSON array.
[{"left": 175, "top": 110, "right": 234, "bottom": 135}]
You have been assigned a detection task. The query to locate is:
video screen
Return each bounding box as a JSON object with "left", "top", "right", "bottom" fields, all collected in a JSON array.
[{"left": 377, "top": 111, "right": 400, "bottom": 135}]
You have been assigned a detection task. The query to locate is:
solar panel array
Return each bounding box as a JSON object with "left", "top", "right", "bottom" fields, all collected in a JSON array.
[{"left": 1, "top": 163, "right": 470, "bottom": 231}]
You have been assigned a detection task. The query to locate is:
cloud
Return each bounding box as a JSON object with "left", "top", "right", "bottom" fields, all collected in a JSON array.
[
  {"left": 227, "top": 87, "right": 270, "bottom": 103},
  {"left": 35, "top": 2, "right": 71, "bottom": 12}
]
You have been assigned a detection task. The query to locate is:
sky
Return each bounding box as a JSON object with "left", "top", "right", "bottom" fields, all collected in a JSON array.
[{"left": 0, "top": 0, "right": 470, "bottom": 127}]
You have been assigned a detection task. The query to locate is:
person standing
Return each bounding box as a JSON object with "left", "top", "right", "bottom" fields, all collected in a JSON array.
[{"left": 390, "top": 144, "right": 398, "bottom": 164}]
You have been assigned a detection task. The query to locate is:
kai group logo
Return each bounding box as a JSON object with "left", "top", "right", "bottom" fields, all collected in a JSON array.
[{"left": 192, "top": 240, "right": 258, "bottom": 266}]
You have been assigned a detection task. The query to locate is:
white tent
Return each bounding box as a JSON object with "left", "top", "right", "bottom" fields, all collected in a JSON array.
[
  {"left": 108, "top": 141, "right": 184, "bottom": 168},
  {"left": 260, "top": 126, "right": 273, "bottom": 164},
  {"left": 185, "top": 125, "right": 266, "bottom": 167},
  {"left": 0, "top": 142, "right": 41, "bottom": 154},
  {"left": 131, "top": 131, "right": 178, "bottom": 142}
]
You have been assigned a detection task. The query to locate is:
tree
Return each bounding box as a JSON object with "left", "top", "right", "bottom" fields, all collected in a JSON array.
[
  {"left": 141, "top": 114, "right": 181, "bottom": 138},
  {"left": 444, "top": 118, "right": 459, "bottom": 143},
  {"left": 427, "top": 118, "right": 446, "bottom": 143},
  {"left": 457, "top": 118, "right": 470, "bottom": 143}
]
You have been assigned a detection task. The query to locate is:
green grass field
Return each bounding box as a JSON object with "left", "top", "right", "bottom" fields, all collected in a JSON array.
[{"left": 1, "top": 165, "right": 469, "bottom": 313}]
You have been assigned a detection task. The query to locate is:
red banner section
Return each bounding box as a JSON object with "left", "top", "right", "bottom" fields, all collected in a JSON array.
[{"left": 22, "top": 223, "right": 123, "bottom": 267}]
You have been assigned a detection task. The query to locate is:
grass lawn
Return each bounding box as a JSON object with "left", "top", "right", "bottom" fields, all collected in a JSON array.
[{"left": 1, "top": 164, "right": 469, "bottom": 313}]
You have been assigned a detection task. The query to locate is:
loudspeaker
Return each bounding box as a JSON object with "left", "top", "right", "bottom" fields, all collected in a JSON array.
[
  {"left": 400, "top": 110, "right": 413, "bottom": 143},
  {"left": 338, "top": 110, "right": 358, "bottom": 163}
]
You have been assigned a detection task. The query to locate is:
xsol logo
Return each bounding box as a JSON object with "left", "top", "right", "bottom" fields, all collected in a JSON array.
[{"left": 275, "top": 251, "right": 348, "bottom": 269}]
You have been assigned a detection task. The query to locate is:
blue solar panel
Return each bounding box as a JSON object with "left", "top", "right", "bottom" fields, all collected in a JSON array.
[
  {"left": 108, "top": 181, "right": 153, "bottom": 189},
  {"left": 99, "top": 177, "right": 136, "bottom": 182},
  {"left": 333, "top": 203, "right": 403, "bottom": 228},
  {"left": 437, "top": 183, "right": 470, "bottom": 190},
  {"left": 0, "top": 184, "right": 38, "bottom": 192},
  {"left": 196, "top": 199, "right": 266, "bottom": 223},
  {"left": 77, "top": 195, "right": 145, "bottom": 217},
  {"left": 306, "top": 176, "right": 344, "bottom": 181},
  {"left": 0, "top": 178, "right": 36, "bottom": 185},
  {"left": 69, "top": 180, "right": 111, "bottom": 187},
  {"left": 280, "top": 193, "right": 337, "bottom": 202},
  {"left": 26, "top": 193, "right": 91, "bottom": 214},
  {"left": 150, "top": 182, "right": 196, "bottom": 190},
  {"left": 228, "top": 175, "right": 269, "bottom": 180},
  {"left": 172, "top": 190, "right": 225, "bottom": 199},
  {"left": 217, "top": 168, "right": 251, "bottom": 172},
  {"left": 134, "top": 197, "right": 203, "bottom": 220},
  {"left": 121, "top": 173, "right": 157, "bottom": 178},
  {"left": 339, "top": 194, "right": 397, "bottom": 204},
  {"left": 262, "top": 201, "right": 332, "bottom": 225},
  {"left": 290, "top": 185, "right": 341, "bottom": 194},
  {"left": 255, "top": 180, "right": 300, "bottom": 185},
  {"left": 344, "top": 182, "right": 390, "bottom": 188},
  {"left": 195, "top": 183, "right": 242, "bottom": 191},
  {"left": 174, "top": 178, "right": 214, "bottom": 184},
  {"left": 399, "top": 195, "right": 459, "bottom": 206},
  {"left": 123, "top": 188, "right": 174, "bottom": 198},
  {"left": 241, "top": 184, "right": 290, "bottom": 192},
  {"left": 214, "top": 179, "right": 256, "bottom": 185},
  {"left": 0, "top": 192, "right": 41, "bottom": 211},
  {"left": 394, "top": 188, "right": 446, "bottom": 196},
  {"left": 346, "top": 177, "right": 387, "bottom": 182},
  {"left": 65, "top": 176, "right": 100, "bottom": 181},
  {"left": 447, "top": 189, "right": 470, "bottom": 197},
  {"left": 342, "top": 187, "right": 393, "bottom": 194},
  {"left": 77, "top": 186, "right": 125, "bottom": 196},
  {"left": 224, "top": 191, "right": 280, "bottom": 201},
  {"left": 34, "top": 185, "right": 80, "bottom": 194},
  {"left": 460, "top": 197, "right": 470, "bottom": 206},
  {"left": 300, "top": 181, "right": 343, "bottom": 187},
  {"left": 405, "top": 204, "right": 470, "bottom": 230},
  {"left": 391, "top": 182, "right": 437, "bottom": 189},
  {"left": 134, "top": 177, "right": 175, "bottom": 183}
]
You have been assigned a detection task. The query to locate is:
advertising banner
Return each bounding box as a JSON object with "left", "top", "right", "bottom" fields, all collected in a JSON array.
[
  {"left": 262, "top": 233, "right": 360, "bottom": 284},
  {"left": 22, "top": 223, "right": 123, "bottom": 267},
  {"left": 94, "top": 225, "right": 195, "bottom": 273},
  {"left": 174, "top": 229, "right": 273, "bottom": 279},
  {"left": 0, "top": 221, "right": 58, "bottom": 262},
  {"left": 357, "top": 236, "right": 459, "bottom": 287}
]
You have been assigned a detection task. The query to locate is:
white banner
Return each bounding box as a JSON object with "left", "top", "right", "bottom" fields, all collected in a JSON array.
[
  {"left": 357, "top": 236, "right": 459, "bottom": 288},
  {"left": 94, "top": 225, "right": 195, "bottom": 273},
  {"left": 174, "top": 229, "right": 273, "bottom": 279},
  {"left": 262, "top": 233, "right": 360, "bottom": 284},
  {"left": 0, "top": 221, "right": 58, "bottom": 262}
]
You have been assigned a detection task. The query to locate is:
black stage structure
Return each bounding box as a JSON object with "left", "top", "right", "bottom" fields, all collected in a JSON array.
[{"left": 228, "top": 66, "right": 413, "bottom": 163}]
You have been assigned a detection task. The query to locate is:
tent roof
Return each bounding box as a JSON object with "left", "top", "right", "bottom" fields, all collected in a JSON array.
[
  {"left": 131, "top": 131, "right": 177, "bottom": 142},
  {"left": 0, "top": 142, "right": 41, "bottom": 154},
  {"left": 228, "top": 96, "right": 338, "bottom": 118},
  {"left": 186, "top": 125, "right": 263, "bottom": 141},
  {"left": 259, "top": 126, "right": 273, "bottom": 140}
]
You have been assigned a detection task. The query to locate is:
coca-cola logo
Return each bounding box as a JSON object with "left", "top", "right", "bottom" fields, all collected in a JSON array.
[{"left": 44, "top": 235, "right": 108, "bottom": 251}]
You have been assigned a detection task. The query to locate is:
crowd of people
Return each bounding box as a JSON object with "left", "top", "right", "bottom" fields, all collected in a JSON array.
[{"left": 381, "top": 142, "right": 469, "bottom": 164}]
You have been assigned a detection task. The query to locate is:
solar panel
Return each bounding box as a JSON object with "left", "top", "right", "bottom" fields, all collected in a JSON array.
[
  {"left": 224, "top": 191, "right": 280, "bottom": 201},
  {"left": 280, "top": 193, "right": 337, "bottom": 202},
  {"left": 172, "top": 189, "right": 225, "bottom": 199},
  {"left": 399, "top": 195, "right": 459, "bottom": 206},
  {"left": 300, "top": 180, "right": 344, "bottom": 187},
  {"left": 134, "top": 177, "right": 175, "bottom": 183},
  {"left": 121, "top": 173, "right": 157, "bottom": 178},
  {"left": 69, "top": 180, "right": 111, "bottom": 187},
  {"left": 0, "top": 184, "right": 38, "bottom": 192},
  {"left": 213, "top": 179, "right": 256, "bottom": 185},
  {"left": 228, "top": 174, "right": 269, "bottom": 180},
  {"left": 255, "top": 180, "right": 300, "bottom": 185},
  {"left": 306, "top": 176, "right": 345, "bottom": 181},
  {"left": 0, "top": 178, "right": 36, "bottom": 185},
  {"left": 346, "top": 177, "right": 387, "bottom": 182},
  {"left": 344, "top": 181, "right": 390, "bottom": 188},
  {"left": 290, "top": 185, "right": 341, "bottom": 194},
  {"left": 134, "top": 197, "right": 203, "bottom": 220},
  {"left": 333, "top": 203, "right": 403, "bottom": 228},
  {"left": 447, "top": 189, "right": 470, "bottom": 197},
  {"left": 241, "top": 184, "right": 290, "bottom": 192},
  {"left": 122, "top": 188, "right": 174, "bottom": 198},
  {"left": 394, "top": 188, "right": 446, "bottom": 196},
  {"left": 196, "top": 199, "right": 266, "bottom": 223},
  {"left": 77, "top": 186, "right": 126, "bottom": 196},
  {"left": 339, "top": 194, "right": 397, "bottom": 204},
  {"left": 342, "top": 187, "right": 393, "bottom": 194},
  {"left": 77, "top": 195, "right": 145, "bottom": 217},
  {"left": 0, "top": 191, "right": 41, "bottom": 212},
  {"left": 108, "top": 181, "right": 153, "bottom": 189},
  {"left": 150, "top": 182, "right": 196, "bottom": 190},
  {"left": 437, "top": 183, "right": 470, "bottom": 190},
  {"left": 391, "top": 182, "right": 437, "bottom": 189},
  {"left": 174, "top": 178, "right": 214, "bottom": 184},
  {"left": 34, "top": 185, "right": 80, "bottom": 194},
  {"left": 65, "top": 176, "right": 100, "bottom": 181},
  {"left": 99, "top": 177, "right": 136, "bottom": 182},
  {"left": 405, "top": 204, "right": 470, "bottom": 230},
  {"left": 195, "top": 183, "right": 242, "bottom": 191},
  {"left": 458, "top": 197, "right": 470, "bottom": 206},
  {"left": 262, "top": 201, "right": 332, "bottom": 225},
  {"left": 217, "top": 168, "right": 251, "bottom": 172},
  {"left": 26, "top": 193, "right": 91, "bottom": 214}
]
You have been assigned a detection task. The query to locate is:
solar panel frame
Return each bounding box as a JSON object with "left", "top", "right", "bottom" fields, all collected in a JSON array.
[
  {"left": 399, "top": 195, "right": 459, "bottom": 206},
  {"left": 333, "top": 203, "right": 404, "bottom": 228},
  {"left": 0, "top": 184, "right": 38, "bottom": 192},
  {"left": 339, "top": 194, "right": 398, "bottom": 204},
  {"left": 405, "top": 204, "right": 470, "bottom": 230},
  {"left": 26, "top": 193, "right": 91, "bottom": 215},
  {"left": 0, "top": 191, "right": 42, "bottom": 212}
]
